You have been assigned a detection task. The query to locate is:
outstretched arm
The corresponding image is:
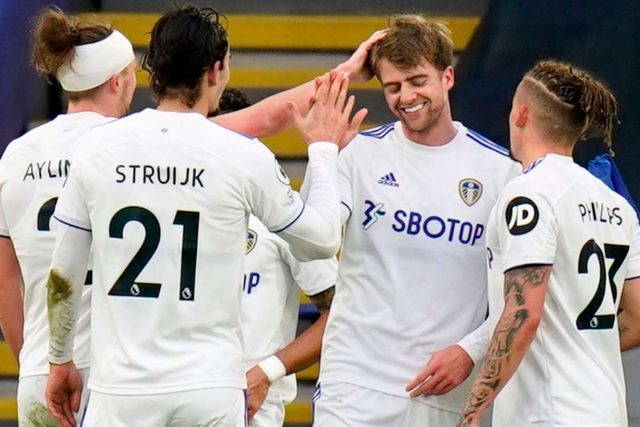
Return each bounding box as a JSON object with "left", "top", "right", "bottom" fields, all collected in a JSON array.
[
  {"left": 45, "top": 223, "right": 91, "bottom": 427},
  {"left": 0, "top": 237, "right": 23, "bottom": 361},
  {"left": 245, "top": 286, "right": 334, "bottom": 421},
  {"left": 618, "top": 277, "right": 640, "bottom": 351},
  {"left": 458, "top": 265, "right": 551, "bottom": 427},
  {"left": 212, "top": 30, "right": 387, "bottom": 138}
]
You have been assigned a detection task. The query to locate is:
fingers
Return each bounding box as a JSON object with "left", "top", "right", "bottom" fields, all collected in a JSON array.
[
  {"left": 335, "top": 76, "right": 349, "bottom": 110},
  {"left": 314, "top": 73, "right": 332, "bottom": 105},
  {"left": 406, "top": 372, "right": 431, "bottom": 393},
  {"left": 70, "top": 384, "right": 82, "bottom": 413},
  {"left": 350, "top": 108, "right": 368, "bottom": 132},
  {"left": 247, "top": 400, "right": 258, "bottom": 422},
  {"left": 62, "top": 399, "right": 76, "bottom": 427},
  {"left": 359, "top": 29, "right": 389, "bottom": 52},
  {"left": 327, "top": 73, "right": 345, "bottom": 108},
  {"left": 47, "top": 400, "right": 66, "bottom": 427},
  {"left": 407, "top": 374, "right": 451, "bottom": 398}
]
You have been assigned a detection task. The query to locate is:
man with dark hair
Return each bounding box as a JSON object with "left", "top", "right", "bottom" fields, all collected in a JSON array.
[
  {"left": 460, "top": 61, "right": 640, "bottom": 426},
  {"left": 218, "top": 88, "right": 252, "bottom": 115},
  {"left": 44, "top": 6, "right": 364, "bottom": 426},
  {"left": 211, "top": 88, "right": 338, "bottom": 426}
]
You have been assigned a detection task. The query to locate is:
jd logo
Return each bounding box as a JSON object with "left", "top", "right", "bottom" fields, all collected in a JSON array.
[{"left": 506, "top": 197, "right": 539, "bottom": 235}]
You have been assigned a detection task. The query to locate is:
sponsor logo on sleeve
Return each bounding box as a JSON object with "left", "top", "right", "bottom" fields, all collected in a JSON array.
[{"left": 505, "top": 196, "right": 539, "bottom": 235}]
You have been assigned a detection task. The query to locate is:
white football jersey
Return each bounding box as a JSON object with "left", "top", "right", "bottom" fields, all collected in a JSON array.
[
  {"left": 319, "top": 121, "right": 521, "bottom": 411},
  {"left": 486, "top": 154, "right": 640, "bottom": 426},
  {"left": 54, "top": 108, "right": 309, "bottom": 395},
  {"left": 0, "top": 112, "right": 111, "bottom": 378},
  {"left": 241, "top": 215, "right": 336, "bottom": 403}
]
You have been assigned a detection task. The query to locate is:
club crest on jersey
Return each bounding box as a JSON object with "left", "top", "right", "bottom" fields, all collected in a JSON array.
[
  {"left": 246, "top": 229, "right": 258, "bottom": 254},
  {"left": 459, "top": 178, "right": 483, "bottom": 206},
  {"left": 362, "top": 200, "right": 386, "bottom": 230},
  {"left": 506, "top": 196, "right": 539, "bottom": 235}
]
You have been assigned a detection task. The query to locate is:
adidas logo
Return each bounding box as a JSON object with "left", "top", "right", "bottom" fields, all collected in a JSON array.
[{"left": 377, "top": 172, "right": 399, "bottom": 187}]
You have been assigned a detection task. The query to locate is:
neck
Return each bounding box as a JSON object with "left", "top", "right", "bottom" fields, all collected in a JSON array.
[
  {"left": 518, "top": 132, "right": 573, "bottom": 169},
  {"left": 401, "top": 106, "right": 457, "bottom": 147},
  {"left": 67, "top": 100, "right": 112, "bottom": 117},
  {"left": 157, "top": 96, "right": 209, "bottom": 117}
]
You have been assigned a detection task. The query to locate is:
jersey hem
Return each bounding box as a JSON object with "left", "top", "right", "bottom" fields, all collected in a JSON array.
[
  {"left": 318, "top": 373, "right": 464, "bottom": 413},
  {"left": 88, "top": 378, "right": 246, "bottom": 395},
  {"left": 502, "top": 257, "right": 554, "bottom": 273}
]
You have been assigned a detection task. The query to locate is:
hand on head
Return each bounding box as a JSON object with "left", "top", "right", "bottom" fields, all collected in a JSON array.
[{"left": 335, "top": 29, "right": 388, "bottom": 83}]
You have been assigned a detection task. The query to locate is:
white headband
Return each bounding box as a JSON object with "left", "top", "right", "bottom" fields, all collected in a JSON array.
[{"left": 56, "top": 30, "right": 135, "bottom": 92}]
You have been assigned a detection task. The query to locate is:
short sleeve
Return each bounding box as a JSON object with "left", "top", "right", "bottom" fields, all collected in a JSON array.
[
  {"left": 625, "top": 221, "right": 640, "bottom": 280},
  {"left": 53, "top": 160, "right": 91, "bottom": 232},
  {"left": 280, "top": 242, "right": 338, "bottom": 296},
  {"left": 0, "top": 158, "right": 11, "bottom": 237},
  {"left": 0, "top": 200, "right": 9, "bottom": 238},
  {"left": 497, "top": 181, "right": 558, "bottom": 272},
  {"left": 244, "top": 140, "right": 305, "bottom": 233}
]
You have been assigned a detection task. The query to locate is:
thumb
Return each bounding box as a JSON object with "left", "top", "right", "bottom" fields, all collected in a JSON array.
[{"left": 349, "top": 108, "right": 368, "bottom": 133}]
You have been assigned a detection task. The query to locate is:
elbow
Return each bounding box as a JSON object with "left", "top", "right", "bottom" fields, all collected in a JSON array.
[
  {"left": 292, "top": 234, "right": 340, "bottom": 261},
  {"left": 305, "top": 239, "right": 340, "bottom": 260}
]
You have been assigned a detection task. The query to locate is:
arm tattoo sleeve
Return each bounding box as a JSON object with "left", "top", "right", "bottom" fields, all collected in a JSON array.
[{"left": 460, "top": 265, "right": 550, "bottom": 423}]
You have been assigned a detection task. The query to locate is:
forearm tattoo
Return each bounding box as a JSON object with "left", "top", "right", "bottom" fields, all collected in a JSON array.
[
  {"left": 47, "top": 269, "right": 75, "bottom": 359},
  {"left": 460, "top": 265, "right": 549, "bottom": 422},
  {"left": 309, "top": 286, "right": 335, "bottom": 312}
]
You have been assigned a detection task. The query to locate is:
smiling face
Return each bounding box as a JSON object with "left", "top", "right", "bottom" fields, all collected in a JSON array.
[{"left": 378, "top": 58, "right": 454, "bottom": 139}]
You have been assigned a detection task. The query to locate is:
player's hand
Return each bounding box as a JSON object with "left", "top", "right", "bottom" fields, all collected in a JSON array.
[
  {"left": 335, "top": 29, "right": 389, "bottom": 83},
  {"left": 46, "top": 361, "right": 82, "bottom": 427},
  {"left": 289, "top": 72, "right": 367, "bottom": 150},
  {"left": 456, "top": 414, "right": 481, "bottom": 427},
  {"left": 246, "top": 365, "right": 272, "bottom": 422},
  {"left": 406, "top": 345, "right": 474, "bottom": 397}
]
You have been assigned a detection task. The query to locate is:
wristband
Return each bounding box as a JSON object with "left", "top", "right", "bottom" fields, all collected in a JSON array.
[{"left": 257, "top": 355, "right": 287, "bottom": 382}]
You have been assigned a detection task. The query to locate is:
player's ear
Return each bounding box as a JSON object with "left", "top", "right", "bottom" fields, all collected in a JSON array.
[
  {"left": 207, "top": 61, "right": 222, "bottom": 87},
  {"left": 442, "top": 65, "right": 454, "bottom": 90},
  {"left": 106, "top": 73, "right": 121, "bottom": 93},
  {"left": 515, "top": 104, "right": 528, "bottom": 128}
]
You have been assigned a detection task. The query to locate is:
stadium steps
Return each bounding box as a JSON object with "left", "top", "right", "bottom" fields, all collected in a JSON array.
[{"left": 0, "top": 340, "right": 16, "bottom": 424}]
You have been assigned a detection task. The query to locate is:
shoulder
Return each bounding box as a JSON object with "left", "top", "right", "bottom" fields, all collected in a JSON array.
[
  {"left": 460, "top": 126, "right": 512, "bottom": 161},
  {"left": 359, "top": 122, "right": 396, "bottom": 140},
  {"left": 499, "top": 158, "right": 573, "bottom": 210},
  {"left": 341, "top": 121, "right": 398, "bottom": 158},
  {"left": 2, "top": 121, "right": 59, "bottom": 159}
]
